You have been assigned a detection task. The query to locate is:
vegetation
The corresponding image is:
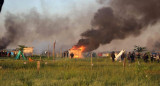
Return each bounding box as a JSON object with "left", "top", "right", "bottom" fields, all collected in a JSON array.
[
  {"left": 0, "top": 57, "right": 160, "bottom": 86},
  {"left": 18, "top": 45, "right": 27, "bottom": 52},
  {"left": 134, "top": 45, "right": 147, "bottom": 53}
]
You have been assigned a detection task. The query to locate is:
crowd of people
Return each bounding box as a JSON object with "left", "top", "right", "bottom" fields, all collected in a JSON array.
[{"left": 111, "top": 51, "right": 160, "bottom": 63}]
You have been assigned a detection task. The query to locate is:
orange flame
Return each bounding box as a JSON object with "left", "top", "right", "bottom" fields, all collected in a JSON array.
[{"left": 69, "top": 46, "right": 85, "bottom": 58}]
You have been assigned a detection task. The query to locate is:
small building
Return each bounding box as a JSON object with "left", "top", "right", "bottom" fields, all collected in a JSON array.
[
  {"left": 69, "top": 48, "right": 83, "bottom": 58},
  {"left": 68, "top": 46, "right": 85, "bottom": 58},
  {"left": 23, "top": 47, "right": 33, "bottom": 56}
]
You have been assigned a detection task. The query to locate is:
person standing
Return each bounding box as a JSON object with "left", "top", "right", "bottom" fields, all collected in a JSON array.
[
  {"left": 121, "top": 53, "right": 126, "bottom": 61},
  {"left": 130, "top": 52, "right": 135, "bottom": 63},
  {"left": 157, "top": 53, "right": 160, "bottom": 63},
  {"left": 70, "top": 53, "right": 74, "bottom": 59},
  {"left": 145, "top": 53, "right": 149, "bottom": 63},
  {"left": 137, "top": 53, "right": 141, "bottom": 60},
  {"left": 111, "top": 51, "right": 115, "bottom": 62},
  {"left": 127, "top": 52, "right": 131, "bottom": 63},
  {"left": 151, "top": 54, "right": 154, "bottom": 62}
]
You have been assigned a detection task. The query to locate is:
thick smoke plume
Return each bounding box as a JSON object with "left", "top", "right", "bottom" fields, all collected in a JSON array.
[
  {"left": 147, "top": 36, "right": 160, "bottom": 51},
  {"left": 77, "top": 0, "right": 160, "bottom": 52},
  {"left": 0, "top": 1, "right": 98, "bottom": 51},
  {"left": 154, "top": 41, "right": 160, "bottom": 50},
  {"left": 0, "top": 10, "right": 71, "bottom": 49}
]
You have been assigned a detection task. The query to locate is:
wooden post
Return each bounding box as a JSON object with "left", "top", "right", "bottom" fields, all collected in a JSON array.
[
  {"left": 24, "top": 61, "right": 27, "bottom": 65},
  {"left": 40, "top": 56, "right": 41, "bottom": 61},
  {"left": 31, "top": 47, "right": 33, "bottom": 57},
  {"left": 123, "top": 58, "right": 126, "bottom": 71},
  {"left": 53, "top": 41, "right": 56, "bottom": 62},
  {"left": 0, "top": 66, "right": 2, "bottom": 69},
  {"left": 91, "top": 52, "right": 93, "bottom": 70},
  {"left": 91, "top": 53, "right": 92, "bottom": 65},
  {"left": 60, "top": 49, "right": 62, "bottom": 58},
  {"left": 37, "top": 61, "right": 40, "bottom": 72},
  {"left": 65, "top": 52, "right": 67, "bottom": 58},
  {"left": 48, "top": 44, "right": 50, "bottom": 59}
]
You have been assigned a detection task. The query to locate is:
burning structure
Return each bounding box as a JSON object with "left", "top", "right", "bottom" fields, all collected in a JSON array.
[
  {"left": 75, "top": 0, "right": 160, "bottom": 52},
  {"left": 69, "top": 46, "right": 85, "bottom": 58}
]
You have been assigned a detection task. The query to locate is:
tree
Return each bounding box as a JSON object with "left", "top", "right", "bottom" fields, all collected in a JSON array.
[
  {"left": 18, "top": 45, "right": 27, "bottom": 52},
  {"left": 134, "top": 45, "right": 147, "bottom": 53}
]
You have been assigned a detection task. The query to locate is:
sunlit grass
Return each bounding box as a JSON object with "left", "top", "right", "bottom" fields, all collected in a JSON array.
[{"left": 0, "top": 57, "right": 160, "bottom": 86}]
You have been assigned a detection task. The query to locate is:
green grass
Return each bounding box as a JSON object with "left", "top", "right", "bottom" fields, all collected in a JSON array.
[{"left": 0, "top": 57, "right": 160, "bottom": 86}]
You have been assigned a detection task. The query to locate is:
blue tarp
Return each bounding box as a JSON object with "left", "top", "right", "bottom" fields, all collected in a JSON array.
[{"left": 11, "top": 52, "right": 14, "bottom": 56}]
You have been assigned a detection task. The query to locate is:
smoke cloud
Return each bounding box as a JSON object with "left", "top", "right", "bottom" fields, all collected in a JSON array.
[
  {"left": 147, "top": 33, "right": 160, "bottom": 51},
  {"left": 0, "top": 10, "right": 71, "bottom": 49},
  {"left": 76, "top": 0, "right": 160, "bottom": 52},
  {"left": 0, "top": 1, "right": 98, "bottom": 51}
]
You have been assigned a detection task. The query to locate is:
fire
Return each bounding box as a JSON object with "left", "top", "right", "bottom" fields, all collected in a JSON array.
[{"left": 69, "top": 46, "right": 85, "bottom": 58}]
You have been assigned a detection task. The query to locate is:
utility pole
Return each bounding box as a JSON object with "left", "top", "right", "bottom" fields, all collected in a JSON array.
[
  {"left": 60, "top": 48, "right": 62, "bottom": 58},
  {"left": 53, "top": 41, "right": 56, "bottom": 62}
]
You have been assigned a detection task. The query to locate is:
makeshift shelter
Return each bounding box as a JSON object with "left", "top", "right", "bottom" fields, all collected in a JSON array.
[
  {"left": 115, "top": 50, "right": 125, "bottom": 61},
  {"left": 69, "top": 46, "right": 85, "bottom": 58},
  {"left": 15, "top": 50, "right": 26, "bottom": 60},
  {"left": 23, "top": 47, "right": 33, "bottom": 56}
]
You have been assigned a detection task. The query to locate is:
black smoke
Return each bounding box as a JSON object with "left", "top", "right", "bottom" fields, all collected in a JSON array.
[
  {"left": 0, "top": 0, "right": 4, "bottom": 12},
  {"left": 76, "top": 0, "right": 160, "bottom": 52}
]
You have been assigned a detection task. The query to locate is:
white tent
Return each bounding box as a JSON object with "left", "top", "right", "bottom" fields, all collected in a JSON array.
[{"left": 115, "top": 50, "right": 125, "bottom": 61}]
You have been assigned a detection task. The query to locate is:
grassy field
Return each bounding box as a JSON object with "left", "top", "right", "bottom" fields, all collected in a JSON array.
[{"left": 0, "top": 57, "right": 160, "bottom": 86}]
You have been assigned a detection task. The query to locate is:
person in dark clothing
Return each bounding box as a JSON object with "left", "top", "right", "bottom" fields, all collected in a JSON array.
[
  {"left": 121, "top": 53, "right": 126, "bottom": 61},
  {"left": 143, "top": 53, "right": 146, "bottom": 62},
  {"left": 0, "top": 0, "right": 4, "bottom": 12},
  {"left": 111, "top": 51, "right": 115, "bottom": 62},
  {"left": 137, "top": 53, "right": 141, "bottom": 59},
  {"left": 127, "top": 52, "right": 131, "bottom": 62},
  {"left": 145, "top": 53, "right": 149, "bottom": 62},
  {"left": 143, "top": 53, "right": 149, "bottom": 63},
  {"left": 130, "top": 52, "right": 135, "bottom": 63},
  {"left": 70, "top": 53, "right": 74, "bottom": 59},
  {"left": 151, "top": 54, "right": 154, "bottom": 62}
]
